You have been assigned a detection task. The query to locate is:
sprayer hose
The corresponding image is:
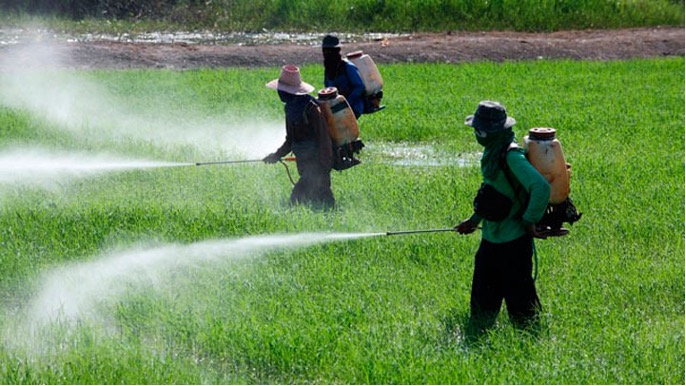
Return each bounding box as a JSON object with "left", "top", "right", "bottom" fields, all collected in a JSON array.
[
  {"left": 532, "top": 239, "right": 538, "bottom": 281},
  {"left": 279, "top": 160, "right": 296, "bottom": 186}
]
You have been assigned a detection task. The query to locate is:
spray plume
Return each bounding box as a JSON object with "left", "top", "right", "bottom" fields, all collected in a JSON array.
[
  {"left": 0, "top": 228, "right": 461, "bottom": 354},
  {"left": 24, "top": 232, "right": 381, "bottom": 326},
  {"left": 0, "top": 232, "right": 385, "bottom": 355},
  {"left": 0, "top": 146, "right": 192, "bottom": 189},
  {"left": 0, "top": 40, "right": 285, "bottom": 160}
]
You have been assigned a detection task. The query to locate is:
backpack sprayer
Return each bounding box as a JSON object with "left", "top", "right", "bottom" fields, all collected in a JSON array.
[
  {"left": 317, "top": 87, "right": 364, "bottom": 171},
  {"left": 523, "top": 128, "right": 582, "bottom": 236},
  {"left": 346, "top": 50, "right": 385, "bottom": 114}
]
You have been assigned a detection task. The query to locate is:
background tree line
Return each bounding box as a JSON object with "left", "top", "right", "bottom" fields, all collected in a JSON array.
[
  {"left": 0, "top": 0, "right": 201, "bottom": 20},
  {"left": 0, "top": 0, "right": 683, "bottom": 32}
]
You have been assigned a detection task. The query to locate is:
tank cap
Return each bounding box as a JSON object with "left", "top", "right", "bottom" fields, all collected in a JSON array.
[
  {"left": 528, "top": 127, "right": 557, "bottom": 140},
  {"left": 317, "top": 87, "right": 339, "bottom": 100},
  {"left": 346, "top": 50, "right": 364, "bottom": 59}
]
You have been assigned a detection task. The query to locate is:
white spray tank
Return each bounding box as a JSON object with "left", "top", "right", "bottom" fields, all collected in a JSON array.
[
  {"left": 346, "top": 50, "right": 385, "bottom": 113},
  {"left": 346, "top": 50, "right": 383, "bottom": 95},
  {"left": 523, "top": 128, "right": 570, "bottom": 204},
  {"left": 317, "top": 87, "right": 359, "bottom": 147}
]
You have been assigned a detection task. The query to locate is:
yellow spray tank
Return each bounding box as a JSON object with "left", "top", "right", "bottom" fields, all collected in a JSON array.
[
  {"left": 523, "top": 128, "right": 570, "bottom": 204},
  {"left": 318, "top": 87, "right": 364, "bottom": 171},
  {"left": 317, "top": 87, "right": 359, "bottom": 147},
  {"left": 345, "top": 50, "right": 385, "bottom": 113},
  {"left": 523, "top": 127, "right": 581, "bottom": 235}
]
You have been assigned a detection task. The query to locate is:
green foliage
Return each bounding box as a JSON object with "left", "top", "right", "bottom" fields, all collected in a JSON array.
[
  {"left": 0, "top": 58, "right": 683, "bottom": 384},
  {"left": 0, "top": 0, "right": 683, "bottom": 32}
]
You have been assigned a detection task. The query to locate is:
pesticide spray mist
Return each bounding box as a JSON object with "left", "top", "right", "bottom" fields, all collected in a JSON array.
[
  {"left": 3, "top": 232, "right": 382, "bottom": 355},
  {"left": 0, "top": 146, "right": 193, "bottom": 190},
  {"left": 0, "top": 37, "right": 292, "bottom": 202},
  {"left": 0, "top": 39, "right": 286, "bottom": 162}
]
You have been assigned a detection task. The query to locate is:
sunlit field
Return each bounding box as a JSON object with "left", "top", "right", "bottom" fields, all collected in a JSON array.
[{"left": 0, "top": 55, "right": 683, "bottom": 383}]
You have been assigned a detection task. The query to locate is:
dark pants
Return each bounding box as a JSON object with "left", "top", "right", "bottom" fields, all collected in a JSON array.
[
  {"left": 291, "top": 160, "right": 334, "bottom": 209},
  {"left": 470, "top": 235, "right": 541, "bottom": 330}
]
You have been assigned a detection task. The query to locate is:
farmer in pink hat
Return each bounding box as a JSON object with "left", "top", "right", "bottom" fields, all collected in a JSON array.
[{"left": 263, "top": 65, "right": 335, "bottom": 209}]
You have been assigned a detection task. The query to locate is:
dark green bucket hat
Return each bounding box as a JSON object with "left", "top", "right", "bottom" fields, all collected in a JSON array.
[
  {"left": 322, "top": 34, "right": 341, "bottom": 48},
  {"left": 464, "top": 100, "right": 516, "bottom": 134}
]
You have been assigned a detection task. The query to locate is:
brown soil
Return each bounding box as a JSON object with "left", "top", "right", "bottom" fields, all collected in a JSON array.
[
  {"left": 3, "top": 27, "right": 684, "bottom": 69},
  {"left": 71, "top": 27, "right": 684, "bottom": 69}
]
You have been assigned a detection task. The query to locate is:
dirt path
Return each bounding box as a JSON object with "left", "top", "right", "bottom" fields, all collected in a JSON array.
[{"left": 1, "top": 27, "right": 683, "bottom": 69}]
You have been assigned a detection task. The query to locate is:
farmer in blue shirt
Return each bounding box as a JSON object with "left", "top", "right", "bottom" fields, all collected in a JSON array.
[{"left": 322, "top": 34, "right": 366, "bottom": 119}]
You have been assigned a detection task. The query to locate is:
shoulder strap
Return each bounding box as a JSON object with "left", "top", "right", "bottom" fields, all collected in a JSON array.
[
  {"left": 501, "top": 143, "right": 527, "bottom": 209},
  {"left": 301, "top": 99, "right": 319, "bottom": 125},
  {"left": 340, "top": 59, "right": 356, "bottom": 84},
  {"left": 498, "top": 142, "right": 521, "bottom": 172},
  {"left": 341, "top": 58, "right": 352, "bottom": 71}
]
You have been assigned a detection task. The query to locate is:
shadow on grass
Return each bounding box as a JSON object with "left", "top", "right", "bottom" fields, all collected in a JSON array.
[{"left": 440, "top": 308, "right": 546, "bottom": 351}]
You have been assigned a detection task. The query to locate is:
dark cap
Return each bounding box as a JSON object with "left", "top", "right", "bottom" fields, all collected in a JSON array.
[
  {"left": 322, "top": 34, "right": 341, "bottom": 48},
  {"left": 464, "top": 100, "right": 516, "bottom": 133}
]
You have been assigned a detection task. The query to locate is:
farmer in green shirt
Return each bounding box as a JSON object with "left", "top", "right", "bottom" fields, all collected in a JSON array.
[{"left": 455, "top": 100, "right": 550, "bottom": 332}]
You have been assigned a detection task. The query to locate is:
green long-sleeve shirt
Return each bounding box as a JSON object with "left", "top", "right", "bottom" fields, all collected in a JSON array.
[{"left": 471, "top": 147, "right": 551, "bottom": 243}]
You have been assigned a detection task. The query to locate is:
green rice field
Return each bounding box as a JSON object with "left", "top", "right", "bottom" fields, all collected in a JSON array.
[{"left": 0, "top": 56, "right": 683, "bottom": 383}]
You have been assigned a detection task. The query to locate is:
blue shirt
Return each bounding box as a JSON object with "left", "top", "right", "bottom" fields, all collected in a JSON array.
[{"left": 324, "top": 59, "right": 366, "bottom": 118}]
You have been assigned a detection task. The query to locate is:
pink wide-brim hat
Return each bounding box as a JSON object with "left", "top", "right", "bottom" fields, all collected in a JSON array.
[{"left": 266, "top": 64, "right": 315, "bottom": 95}]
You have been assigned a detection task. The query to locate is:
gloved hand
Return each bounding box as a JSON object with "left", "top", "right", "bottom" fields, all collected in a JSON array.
[
  {"left": 526, "top": 223, "right": 548, "bottom": 239},
  {"left": 454, "top": 219, "right": 478, "bottom": 234},
  {"left": 262, "top": 153, "right": 280, "bottom": 164}
]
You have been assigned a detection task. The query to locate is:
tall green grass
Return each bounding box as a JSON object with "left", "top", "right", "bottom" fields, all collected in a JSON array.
[
  {"left": 0, "top": 57, "right": 683, "bottom": 384},
  {"left": 1, "top": 0, "right": 683, "bottom": 32}
]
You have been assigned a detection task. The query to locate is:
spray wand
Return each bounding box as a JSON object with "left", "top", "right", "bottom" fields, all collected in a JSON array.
[
  {"left": 195, "top": 156, "right": 296, "bottom": 166},
  {"left": 385, "top": 228, "right": 457, "bottom": 236},
  {"left": 195, "top": 159, "right": 262, "bottom": 166},
  {"left": 384, "top": 225, "right": 485, "bottom": 236}
]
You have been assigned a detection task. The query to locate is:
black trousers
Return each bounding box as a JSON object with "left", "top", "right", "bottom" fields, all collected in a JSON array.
[
  {"left": 470, "top": 235, "right": 541, "bottom": 329},
  {"left": 291, "top": 160, "right": 334, "bottom": 209}
]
